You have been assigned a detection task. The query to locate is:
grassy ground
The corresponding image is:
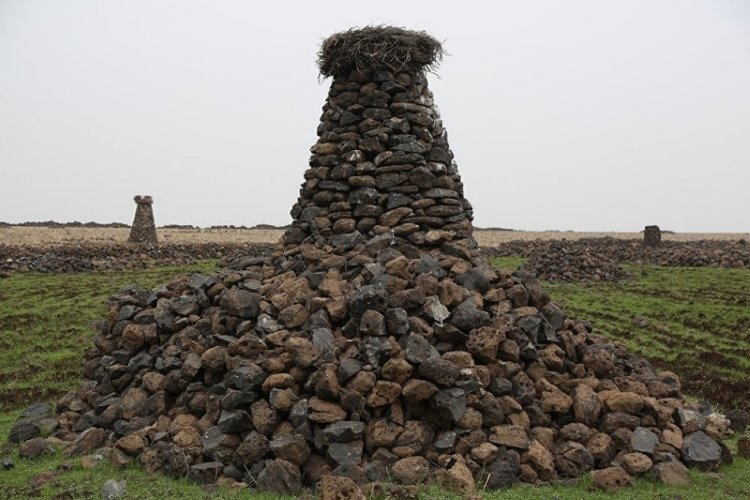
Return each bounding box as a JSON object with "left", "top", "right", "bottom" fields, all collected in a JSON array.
[
  {"left": 545, "top": 264, "right": 750, "bottom": 408},
  {"left": 0, "top": 261, "right": 219, "bottom": 412},
  {"left": 0, "top": 261, "right": 748, "bottom": 498}
]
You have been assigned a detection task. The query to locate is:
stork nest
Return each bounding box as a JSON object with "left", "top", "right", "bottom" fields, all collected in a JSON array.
[{"left": 318, "top": 26, "right": 445, "bottom": 78}]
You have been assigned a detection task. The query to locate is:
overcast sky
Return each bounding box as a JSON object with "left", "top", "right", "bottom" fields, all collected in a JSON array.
[{"left": 1, "top": 0, "right": 749, "bottom": 232}]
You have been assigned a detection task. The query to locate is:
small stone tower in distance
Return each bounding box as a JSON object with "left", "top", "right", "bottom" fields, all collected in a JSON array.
[
  {"left": 128, "top": 195, "right": 157, "bottom": 243},
  {"left": 644, "top": 225, "right": 661, "bottom": 246}
]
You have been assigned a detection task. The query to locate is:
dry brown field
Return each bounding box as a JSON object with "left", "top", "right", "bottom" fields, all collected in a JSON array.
[{"left": 1, "top": 226, "right": 747, "bottom": 248}]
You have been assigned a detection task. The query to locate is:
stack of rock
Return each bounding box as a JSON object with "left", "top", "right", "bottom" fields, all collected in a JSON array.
[
  {"left": 644, "top": 226, "right": 661, "bottom": 247},
  {"left": 520, "top": 241, "right": 628, "bottom": 282},
  {"left": 128, "top": 196, "right": 158, "bottom": 244},
  {"left": 9, "top": 27, "right": 736, "bottom": 496},
  {"left": 0, "top": 242, "right": 275, "bottom": 274}
]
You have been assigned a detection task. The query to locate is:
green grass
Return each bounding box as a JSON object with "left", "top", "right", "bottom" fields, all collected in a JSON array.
[
  {"left": 0, "top": 261, "right": 219, "bottom": 412},
  {"left": 489, "top": 255, "right": 528, "bottom": 271},
  {"left": 0, "top": 260, "right": 749, "bottom": 498},
  {"left": 545, "top": 264, "right": 750, "bottom": 408}
]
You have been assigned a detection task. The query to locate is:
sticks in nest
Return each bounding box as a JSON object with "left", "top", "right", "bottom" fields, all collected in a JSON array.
[{"left": 318, "top": 26, "right": 445, "bottom": 78}]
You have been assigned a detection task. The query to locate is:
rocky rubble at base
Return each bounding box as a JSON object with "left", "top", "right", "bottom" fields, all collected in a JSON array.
[
  {"left": 5, "top": 234, "right": 740, "bottom": 495},
  {"left": 0, "top": 243, "right": 275, "bottom": 274}
]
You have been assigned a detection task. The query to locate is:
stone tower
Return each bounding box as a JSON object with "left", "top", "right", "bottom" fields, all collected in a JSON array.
[
  {"left": 128, "top": 195, "right": 157, "bottom": 243},
  {"left": 281, "top": 26, "right": 475, "bottom": 259},
  {"left": 644, "top": 225, "right": 661, "bottom": 246}
]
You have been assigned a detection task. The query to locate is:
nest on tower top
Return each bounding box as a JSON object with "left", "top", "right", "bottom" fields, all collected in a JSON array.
[{"left": 318, "top": 26, "right": 445, "bottom": 78}]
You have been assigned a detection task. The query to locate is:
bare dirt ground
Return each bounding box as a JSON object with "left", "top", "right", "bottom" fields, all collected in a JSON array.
[{"left": 0, "top": 226, "right": 747, "bottom": 248}]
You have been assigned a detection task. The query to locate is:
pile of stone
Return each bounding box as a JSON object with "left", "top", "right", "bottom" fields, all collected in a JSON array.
[
  {"left": 520, "top": 241, "right": 628, "bottom": 283},
  {"left": 129, "top": 196, "right": 158, "bottom": 244},
  {"left": 0, "top": 220, "right": 130, "bottom": 228},
  {"left": 483, "top": 238, "right": 750, "bottom": 279},
  {"left": 0, "top": 242, "right": 274, "bottom": 274},
  {"left": 626, "top": 239, "right": 750, "bottom": 269},
  {"left": 5, "top": 27, "right": 739, "bottom": 496}
]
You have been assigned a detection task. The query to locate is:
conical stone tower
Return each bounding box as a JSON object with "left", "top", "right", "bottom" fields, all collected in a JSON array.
[
  {"left": 128, "top": 195, "right": 157, "bottom": 243},
  {"left": 36, "top": 27, "right": 730, "bottom": 496},
  {"left": 282, "top": 27, "right": 474, "bottom": 258}
]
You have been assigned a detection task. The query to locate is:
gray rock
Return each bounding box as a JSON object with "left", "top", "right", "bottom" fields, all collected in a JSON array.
[
  {"left": 324, "top": 421, "right": 365, "bottom": 443},
  {"left": 349, "top": 187, "right": 380, "bottom": 206},
  {"left": 20, "top": 402, "right": 52, "bottom": 419},
  {"left": 682, "top": 431, "right": 722, "bottom": 471},
  {"left": 219, "top": 288, "right": 261, "bottom": 319},
  {"left": 217, "top": 409, "right": 251, "bottom": 433},
  {"left": 220, "top": 389, "right": 257, "bottom": 410},
  {"left": 363, "top": 336, "right": 390, "bottom": 368},
  {"left": 674, "top": 408, "right": 705, "bottom": 433},
  {"left": 455, "top": 268, "right": 490, "bottom": 293},
  {"left": 432, "top": 388, "right": 467, "bottom": 423},
  {"left": 255, "top": 314, "right": 283, "bottom": 335},
  {"left": 488, "top": 377, "right": 513, "bottom": 396},
  {"left": 423, "top": 296, "right": 449, "bottom": 325},
  {"left": 201, "top": 426, "right": 228, "bottom": 460},
  {"left": 226, "top": 364, "right": 266, "bottom": 391},
  {"left": 725, "top": 409, "right": 749, "bottom": 432},
  {"left": 434, "top": 431, "right": 457, "bottom": 452},
  {"left": 337, "top": 359, "right": 363, "bottom": 383},
  {"left": 404, "top": 333, "right": 439, "bottom": 364},
  {"left": 9, "top": 422, "right": 39, "bottom": 443},
  {"left": 385, "top": 308, "right": 410, "bottom": 336},
  {"left": 331, "top": 231, "right": 365, "bottom": 251},
  {"left": 101, "top": 479, "right": 126, "bottom": 500},
  {"left": 483, "top": 451, "right": 520, "bottom": 489},
  {"left": 188, "top": 461, "right": 223, "bottom": 484},
  {"left": 170, "top": 296, "right": 199, "bottom": 316},
  {"left": 1, "top": 456, "right": 14, "bottom": 470},
  {"left": 450, "top": 297, "right": 490, "bottom": 332},
  {"left": 414, "top": 254, "right": 446, "bottom": 278},
  {"left": 419, "top": 357, "right": 460, "bottom": 386},
  {"left": 631, "top": 427, "right": 659, "bottom": 455},
  {"left": 289, "top": 399, "right": 309, "bottom": 427},
  {"left": 312, "top": 327, "right": 336, "bottom": 356},
  {"left": 328, "top": 440, "right": 364, "bottom": 465},
  {"left": 348, "top": 285, "right": 388, "bottom": 317}
]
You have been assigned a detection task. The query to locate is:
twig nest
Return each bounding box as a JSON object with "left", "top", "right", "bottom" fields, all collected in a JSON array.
[{"left": 318, "top": 26, "right": 444, "bottom": 78}]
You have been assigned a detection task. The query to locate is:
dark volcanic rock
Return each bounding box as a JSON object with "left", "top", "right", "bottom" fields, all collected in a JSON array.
[{"left": 682, "top": 431, "right": 722, "bottom": 471}]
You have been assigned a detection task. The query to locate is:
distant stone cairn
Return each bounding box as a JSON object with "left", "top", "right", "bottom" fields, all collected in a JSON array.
[
  {"left": 128, "top": 195, "right": 157, "bottom": 243},
  {"left": 644, "top": 225, "right": 661, "bottom": 246}
]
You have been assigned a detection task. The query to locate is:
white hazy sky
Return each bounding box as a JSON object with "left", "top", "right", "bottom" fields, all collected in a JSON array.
[{"left": 1, "top": 0, "right": 749, "bottom": 232}]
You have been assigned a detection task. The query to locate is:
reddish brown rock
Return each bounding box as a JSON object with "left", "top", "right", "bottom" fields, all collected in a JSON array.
[
  {"left": 591, "top": 466, "right": 633, "bottom": 491},
  {"left": 390, "top": 456, "right": 430, "bottom": 485},
  {"left": 317, "top": 474, "right": 366, "bottom": 500}
]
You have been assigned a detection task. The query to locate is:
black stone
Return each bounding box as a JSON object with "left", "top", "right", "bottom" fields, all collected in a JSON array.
[
  {"left": 455, "top": 269, "right": 490, "bottom": 293},
  {"left": 323, "top": 421, "right": 365, "bottom": 443},
  {"left": 434, "top": 430, "right": 458, "bottom": 452},
  {"left": 483, "top": 451, "right": 520, "bottom": 489},
  {"left": 404, "top": 333, "right": 440, "bottom": 364},
  {"left": 432, "top": 388, "right": 467, "bottom": 423},
  {"left": 682, "top": 431, "right": 722, "bottom": 471},
  {"left": 348, "top": 284, "right": 388, "bottom": 317},
  {"left": 327, "top": 441, "right": 364, "bottom": 465},
  {"left": 217, "top": 409, "right": 252, "bottom": 433},
  {"left": 337, "top": 359, "right": 363, "bottom": 383},
  {"left": 450, "top": 297, "right": 490, "bottom": 332}
]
